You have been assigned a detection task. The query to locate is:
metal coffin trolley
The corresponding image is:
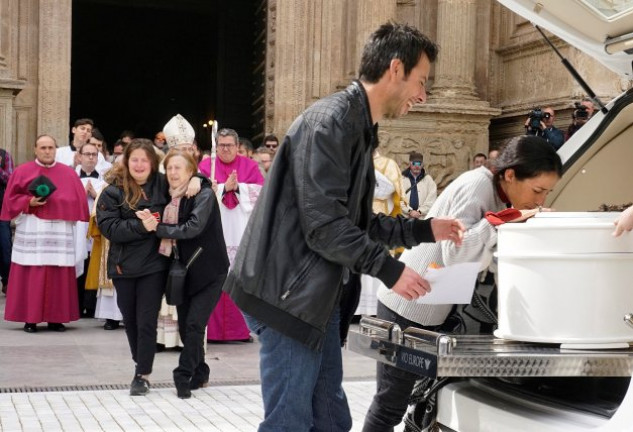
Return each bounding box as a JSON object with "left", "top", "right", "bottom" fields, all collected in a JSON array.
[{"left": 349, "top": 316, "right": 633, "bottom": 379}]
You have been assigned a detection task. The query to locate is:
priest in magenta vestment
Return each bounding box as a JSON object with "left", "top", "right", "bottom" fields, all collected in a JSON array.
[
  {"left": 199, "top": 128, "right": 264, "bottom": 341},
  {"left": 0, "top": 135, "right": 90, "bottom": 332}
]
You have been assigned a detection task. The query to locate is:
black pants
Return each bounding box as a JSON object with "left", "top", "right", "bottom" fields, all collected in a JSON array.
[
  {"left": 173, "top": 275, "right": 225, "bottom": 385},
  {"left": 362, "top": 302, "right": 439, "bottom": 432},
  {"left": 77, "top": 255, "right": 96, "bottom": 316},
  {"left": 114, "top": 271, "right": 166, "bottom": 376}
]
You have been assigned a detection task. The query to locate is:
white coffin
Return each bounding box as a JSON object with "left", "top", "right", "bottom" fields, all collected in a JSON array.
[{"left": 495, "top": 212, "right": 633, "bottom": 348}]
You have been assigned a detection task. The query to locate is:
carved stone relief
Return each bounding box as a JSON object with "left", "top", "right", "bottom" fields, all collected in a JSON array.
[{"left": 378, "top": 129, "right": 477, "bottom": 190}]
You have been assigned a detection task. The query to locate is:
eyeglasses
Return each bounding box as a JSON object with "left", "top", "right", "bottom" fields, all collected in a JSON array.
[
  {"left": 265, "top": 144, "right": 278, "bottom": 149},
  {"left": 218, "top": 143, "right": 236, "bottom": 149},
  {"left": 81, "top": 152, "right": 98, "bottom": 158},
  {"left": 411, "top": 161, "right": 423, "bottom": 167}
]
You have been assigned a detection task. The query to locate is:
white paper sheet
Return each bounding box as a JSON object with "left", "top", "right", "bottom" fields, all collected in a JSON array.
[{"left": 415, "top": 262, "right": 480, "bottom": 305}]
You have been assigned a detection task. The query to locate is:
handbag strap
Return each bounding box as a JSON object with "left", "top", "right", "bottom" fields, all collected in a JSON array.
[
  {"left": 185, "top": 246, "right": 204, "bottom": 269},
  {"left": 172, "top": 242, "right": 180, "bottom": 260}
]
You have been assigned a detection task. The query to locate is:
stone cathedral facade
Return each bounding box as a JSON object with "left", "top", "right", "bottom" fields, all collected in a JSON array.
[{"left": 0, "top": 0, "right": 627, "bottom": 189}]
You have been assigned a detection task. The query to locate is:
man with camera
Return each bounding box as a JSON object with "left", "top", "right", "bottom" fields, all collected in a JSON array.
[
  {"left": 524, "top": 106, "right": 565, "bottom": 150},
  {"left": 565, "top": 98, "right": 595, "bottom": 141}
]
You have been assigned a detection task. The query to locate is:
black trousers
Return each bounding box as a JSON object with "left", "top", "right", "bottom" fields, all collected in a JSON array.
[
  {"left": 114, "top": 271, "right": 166, "bottom": 376},
  {"left": 77, "top": 255, "right": 96, "bottom": 316},
  {"left": 173, "top": 275, "right": 225, "bottom": 385},
  {"left": 362, "top": 301, "right": 439, "bottom": 432}
]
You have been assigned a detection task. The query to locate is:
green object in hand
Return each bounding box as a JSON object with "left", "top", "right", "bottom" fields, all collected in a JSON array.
[{"left": 36, "top": 184, "right": 50, "bottom": 197}]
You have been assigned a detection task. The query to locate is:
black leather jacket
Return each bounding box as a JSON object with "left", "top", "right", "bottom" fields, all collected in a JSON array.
[
  {"left": 224, "top": 81, "right": 436, "bottom": 351},
  {"left": 96, "top": 173, "right": 170, "bottom": 279},
  {"left": 156, "top": 188, "right": 229, "bottom": 295}
]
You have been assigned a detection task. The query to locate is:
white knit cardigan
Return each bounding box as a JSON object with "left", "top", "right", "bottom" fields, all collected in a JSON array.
[{"left": 378, "top": 167, "right": 506, "bottom": 325}]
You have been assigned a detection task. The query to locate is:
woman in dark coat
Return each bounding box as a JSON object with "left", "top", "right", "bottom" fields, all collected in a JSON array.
[
  {"left": 97, "top": 139, "right": 201, "bottom": 397},
  {"left": 137, "top": 149, "right": 229, "bottom": 399}
]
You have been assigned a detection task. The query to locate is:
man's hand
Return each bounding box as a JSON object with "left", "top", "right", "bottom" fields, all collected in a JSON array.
[
  {"left": 391, "top": 266, "right": 431, "bottom": 301},
  {"left": 431, "top": 217, "right": 465, "bottom": 246},
  {"left": 85, "top": 180, "right": 97, "bottom": 199},
  {"left": 73, "top": 151, "right": 81, "bottom": 167},
  {"left": 211, "top": 179, "right": 218, "bottom": 194},
  {"left": 225, "top": 170, "right": 238, "bottom": 192},
  {"left": 613, "top": 206, "right": 633, "bottom": 237},
  {"left": 29, "top": 196, "right": 46, "bottom": 207},
  {"left": 409, "top": 209, "right": 422, "bottom": 219}
]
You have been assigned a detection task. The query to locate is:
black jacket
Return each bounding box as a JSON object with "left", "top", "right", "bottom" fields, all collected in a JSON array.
[
  {"left": 96, "top": 173, "right": 170, "bottom": 279},
  {"left": 156, "top": 188, "right": 229, "bottom": 295},
  {"left": 223, "top": 81, "right": 436, "bottom": 351}
]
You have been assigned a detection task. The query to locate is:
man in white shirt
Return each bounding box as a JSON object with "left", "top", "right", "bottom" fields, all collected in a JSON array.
[
  {"left": 75, "top": 141, "right": 106, "bottom": 317},
  {"left": 55, "top": 118, "right": 111, "bottom": 175}
]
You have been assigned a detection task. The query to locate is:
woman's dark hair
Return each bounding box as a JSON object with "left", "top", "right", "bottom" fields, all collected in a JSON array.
[
  {"left": 492, "top": 135, "right": 562, "bottom": 188},
  {"left": 105, "top": 138, "right": 159, "bottom": 210},
  {"left": 359, "top": 22, "right": 439, "bottom": 83}
]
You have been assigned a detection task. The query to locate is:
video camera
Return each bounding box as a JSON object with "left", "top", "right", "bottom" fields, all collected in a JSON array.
[
  {"left": 527, "top": 108, "right": 551, "bottom": 130},
  {"left": 573, "top": 102, "right": 589, "bottom": 119}
]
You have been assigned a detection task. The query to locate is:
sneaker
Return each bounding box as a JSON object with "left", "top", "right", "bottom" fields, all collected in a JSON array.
[{"left": 130, "top": 375, "right": 150, "bottom": 396}]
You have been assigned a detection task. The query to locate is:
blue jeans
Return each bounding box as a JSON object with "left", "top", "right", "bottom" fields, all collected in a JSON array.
[{"left": 245, "top": 309, "right": 352, "bottom": 432}]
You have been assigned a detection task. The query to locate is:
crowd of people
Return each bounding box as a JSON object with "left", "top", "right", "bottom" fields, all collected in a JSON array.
[
  {"left": 0, "top": 113, "right": 280, "bottom": 399},
  {"left": 0, "top": 19, "right": 616, "bottom": 432},
  {"left": 523, "top": 97, "right": 596, "bottom": 150}
]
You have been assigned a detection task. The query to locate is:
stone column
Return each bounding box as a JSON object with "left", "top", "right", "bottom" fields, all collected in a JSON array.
[
  {"left": 37, "top": 0, "right": 71, "bottom": 143},
  {"left": 432, "top": 0, "right": 478, "bottom": 100},
  {"left": 355, "top": 0, "right": 397, "bottom": 70}
]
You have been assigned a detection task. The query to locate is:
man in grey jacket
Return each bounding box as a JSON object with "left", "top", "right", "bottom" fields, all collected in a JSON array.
[{"left": 223, "top": 23, "right": 465, "bottom": 431}]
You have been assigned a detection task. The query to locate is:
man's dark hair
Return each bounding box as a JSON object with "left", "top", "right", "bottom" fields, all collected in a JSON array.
[
  {"left": 73, "top": 118, "right": 94, "bottom": 128},
  {"left": 263, "top": 134, "right": 279, "bottom": 145},
  {"left": 473, "top": 153, "right": 487, "bottom": 161},
  {"left": 119, "top": 130, "right": 135, "bottom": 140},
  {"left": 91, "top": 127, "right": 105, "bottom": 142},
  {"left": 239, "top": 137, "right": 255, "bottom": 151},
  {"left": 409, "top": 151, "right": 423, "bottom": 162},
  {"left": 359, "top": 22, "right": 439, "bottom": 83}
]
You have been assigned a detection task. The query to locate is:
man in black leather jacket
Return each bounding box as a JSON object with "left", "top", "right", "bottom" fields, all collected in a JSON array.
[{"left": 223, "top": 23, "right": 465, "bottom": 432}]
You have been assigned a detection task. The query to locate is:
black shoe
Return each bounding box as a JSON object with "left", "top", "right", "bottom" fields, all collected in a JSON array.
[
  {"left": 130, "top": 375, "right": 150, "bottom": 396},
  {"left": 175, "top": 382, "right": 191, "bottom": 399},
  {"left": 103, "top": 319, "right": 120, "bottom": 330},
  {"left": 23, "top": 323, "right": 37, "bottom": 333},
  {"left": 47, "top": 323, "right": 66, "bottom": 332}
]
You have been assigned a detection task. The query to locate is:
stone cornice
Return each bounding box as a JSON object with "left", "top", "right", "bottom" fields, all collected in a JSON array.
[{"left": 0, "top": 79, "right": 26, "bottom": 95}]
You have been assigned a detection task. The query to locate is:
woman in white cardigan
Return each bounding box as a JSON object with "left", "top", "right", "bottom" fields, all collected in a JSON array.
[{"left": 362, "top": 135, "right": 563, "bottom": 432}]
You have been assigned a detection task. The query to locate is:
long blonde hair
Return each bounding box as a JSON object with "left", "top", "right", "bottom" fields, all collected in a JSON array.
[{"left": 105, "top": 138, "right": 159, "bottom": 210}]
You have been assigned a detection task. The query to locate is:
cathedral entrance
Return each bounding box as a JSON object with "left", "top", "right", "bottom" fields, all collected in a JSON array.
[{"left": 71, "top": 0, "right": 260, "bottom": 150}]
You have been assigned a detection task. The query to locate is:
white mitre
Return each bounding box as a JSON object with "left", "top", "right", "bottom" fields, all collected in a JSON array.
[{"left": 163, "top": 114, "right": 195, "bottom": 148}]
